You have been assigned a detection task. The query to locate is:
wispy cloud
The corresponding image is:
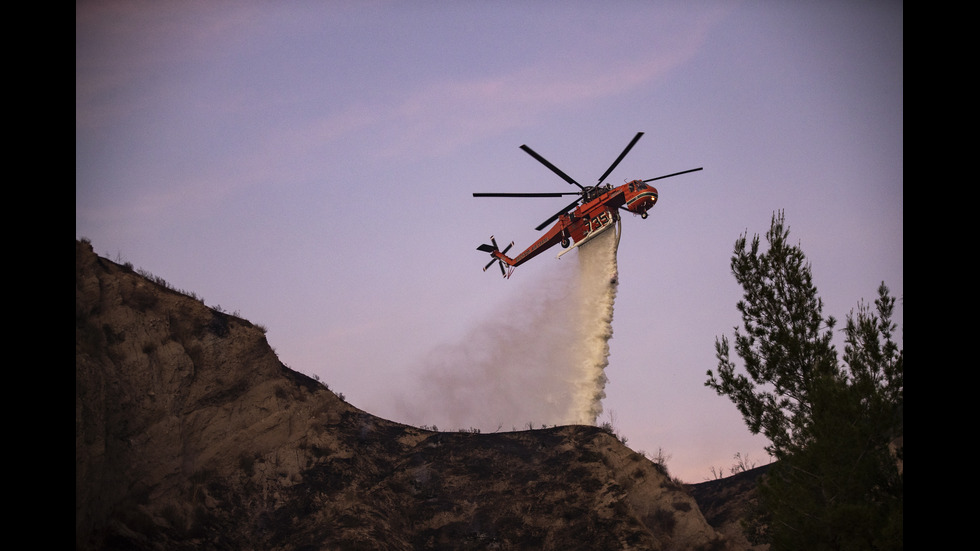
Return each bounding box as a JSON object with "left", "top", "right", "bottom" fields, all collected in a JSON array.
[{"left": 365, "top": 10, "right": 727, "bottom": 159}]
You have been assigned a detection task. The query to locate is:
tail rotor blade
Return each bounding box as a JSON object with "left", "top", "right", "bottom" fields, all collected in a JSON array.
[{"left": 597, "top": 132, "right": 643, "bottom": 184}]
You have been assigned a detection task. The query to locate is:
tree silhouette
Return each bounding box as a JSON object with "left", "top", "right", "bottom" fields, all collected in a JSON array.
[{"left": 707, "top": 211, "right": 903, "bottom": 550}]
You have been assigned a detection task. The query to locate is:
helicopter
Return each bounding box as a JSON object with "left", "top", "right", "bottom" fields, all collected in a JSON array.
[{"left": 475, "top": 132, "right": 702, "bottom": 278}]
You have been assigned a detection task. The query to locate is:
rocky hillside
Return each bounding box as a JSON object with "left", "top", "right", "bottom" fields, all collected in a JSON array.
[{"left": 76, "top": 239, "right": 760, "bottom": 550}]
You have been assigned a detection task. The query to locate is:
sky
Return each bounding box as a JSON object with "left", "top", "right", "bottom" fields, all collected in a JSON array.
[{"left": 76, "top": 0, "right": 903, "bottom": 483}]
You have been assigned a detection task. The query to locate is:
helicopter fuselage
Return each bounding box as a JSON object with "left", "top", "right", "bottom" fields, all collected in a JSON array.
[{"left": 500, "top": 180, "right": 658, "bottom": 268}]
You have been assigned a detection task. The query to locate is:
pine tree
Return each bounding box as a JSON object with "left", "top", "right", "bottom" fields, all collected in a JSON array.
[{"left": 706, "top": 211, "right": 903, "bottom": 550}]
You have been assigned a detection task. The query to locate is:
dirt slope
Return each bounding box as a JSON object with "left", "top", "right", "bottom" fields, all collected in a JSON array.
[{"left": 76, "top": 239, "right": 754, "bottom": 550}]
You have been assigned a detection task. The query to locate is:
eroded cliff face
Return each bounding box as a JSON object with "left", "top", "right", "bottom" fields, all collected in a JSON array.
[
  {"left": 75, "top": 239, "right": 361, "bottom": 548},
  {"left": 75, "top": 240, "right": 729, "bottom": 550}
]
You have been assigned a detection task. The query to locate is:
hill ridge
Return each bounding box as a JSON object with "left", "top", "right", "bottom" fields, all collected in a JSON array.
[{"left": 76, "top": 239, "right": 757, "bottom": 550}]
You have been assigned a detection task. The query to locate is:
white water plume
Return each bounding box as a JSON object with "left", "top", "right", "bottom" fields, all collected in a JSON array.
[
  {"left": 566, "top": 221, "right": 621, "bottom": 424},
  {"left": 395, "top": 222, "right": 621, "bottom": 430}
]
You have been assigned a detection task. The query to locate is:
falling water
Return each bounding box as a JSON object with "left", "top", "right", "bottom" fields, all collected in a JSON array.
[
  {"left": 395, "top": 220, "right": 622, "bottom": 430},
  {"left": 565, "top": 220, "right": 621, "bottom": 424}
]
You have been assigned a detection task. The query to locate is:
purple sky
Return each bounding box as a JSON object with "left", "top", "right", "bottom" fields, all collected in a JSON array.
[{"left": 77, "top": 1, "right": 903, "bottom": 482}]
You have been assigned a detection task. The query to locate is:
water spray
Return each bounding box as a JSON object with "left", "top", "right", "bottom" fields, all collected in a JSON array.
[
  {"left": 398, "top": 221, "right": 623, "bottom": 431},
  {"left": 566, "top": 218, "right": 621, "bottom": 424}
]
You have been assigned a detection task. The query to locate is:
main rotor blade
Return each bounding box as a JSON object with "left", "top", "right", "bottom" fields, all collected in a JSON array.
[
  {"left": 520, "top": 144, "right": 584, "bottom": 190},
  {"left": 643, "top": 167, "right": 703, "bottom": 183},
  {"left": 535, "top": 197, "right": 582, "bottom": 231},
  {"left": 597, "top": 132, "right": 644, "bottom": 184},
  {"left": 473, "top": 192, "right": 581, "bottom": 198}
]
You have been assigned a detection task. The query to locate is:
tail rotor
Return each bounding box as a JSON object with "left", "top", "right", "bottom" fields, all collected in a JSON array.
[{"left": 477, "top": 236, "right": 514, "bottom": 277}]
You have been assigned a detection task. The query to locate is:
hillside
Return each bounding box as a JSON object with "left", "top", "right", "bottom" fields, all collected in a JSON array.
[{"left": 75, "top": 239, "right": 763, "bottom": 550}]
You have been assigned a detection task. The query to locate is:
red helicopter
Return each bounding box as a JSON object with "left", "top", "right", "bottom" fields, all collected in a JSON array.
[{"left": 475, "top": 132, "right": 702, "bottom": 278}]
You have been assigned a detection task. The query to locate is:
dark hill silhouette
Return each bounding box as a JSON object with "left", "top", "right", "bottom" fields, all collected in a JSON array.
[{"left": 75, "top": 239, "right": 762, "bottom": 550}]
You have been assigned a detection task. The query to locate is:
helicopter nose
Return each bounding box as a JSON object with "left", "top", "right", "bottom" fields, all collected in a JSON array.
[{"left": 641, "top": 193, "right": 657, "bottom": 210}]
